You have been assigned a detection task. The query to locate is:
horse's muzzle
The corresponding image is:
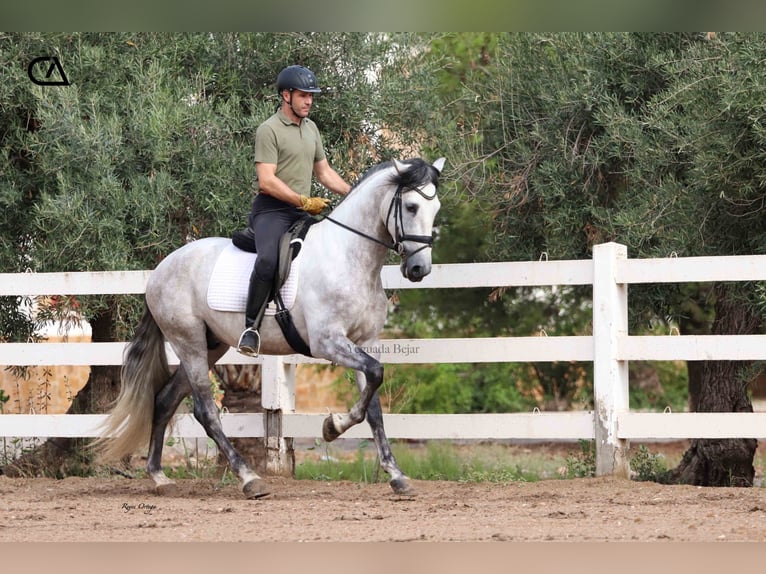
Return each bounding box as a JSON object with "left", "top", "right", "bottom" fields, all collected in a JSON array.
[{"left": 401, "top": 258, "right": 431, "bottom": 282}]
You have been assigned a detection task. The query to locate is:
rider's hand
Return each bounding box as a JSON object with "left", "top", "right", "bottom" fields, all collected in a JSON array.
[{"left": 299, "top": 195, "right": 330, "bottom": 215}]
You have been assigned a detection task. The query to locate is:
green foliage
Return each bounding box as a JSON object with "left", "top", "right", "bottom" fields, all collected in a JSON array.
[
  {"left": 0, "top": 33, "right": 433, "bottom": 342},
  {"left": 563, "top": 440, "right": 596, "bottom": 478},
  {"left": 422, "top": 32, "right": 766, "bottom": 417},
  {"left": 629, "top": 360, "right": 688, "bottom": 413},
  {"left": 630, "top": 445, "right": 668, "bottom": 482},
  {"left": 378, "top": 363, "right": 541, "bottom": 414},
  {"left": 298, "top": 438, "right": 381, "bottom": 483},
  {"left": 429, "top": 33, "right": 500, "bottom": 94},
  {"left": 296, "top": 440, "right": 541, "bottom": 484},
  {"left": 381, "top": 286, "right": 596, "bottom": 413},
  {"left": 0, "top": 296, "right": 38, "bottom": 346},
  {"left": 157, "top": 432, "right": 236, "bottom": 485},
  {"left": 385, "top": 176, "right": 597, "bottom": 413},
  {"left": 388, "top": 364, "right": 472, "bottom": 414},
  {"left": 430, "top": 31, "right": 766, "bottom": 291},
  {"left": 563, "top": 443, "right": 671, "bottom": 483}
]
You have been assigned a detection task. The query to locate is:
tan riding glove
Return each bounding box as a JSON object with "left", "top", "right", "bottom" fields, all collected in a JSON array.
[{"left": 299, "top": 195, "right": 330, "bottom": 215}]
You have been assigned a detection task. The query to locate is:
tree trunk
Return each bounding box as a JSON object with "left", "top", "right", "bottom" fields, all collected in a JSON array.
[
  {"left": 677, "top": 284, "right": 714, "bottom": 412},
  {"left": 213, "top": 363, "right": 271, "bottom": 475},
  {"left": 664, "top": 283, "right": 760, "bottom": 487},
  {"left": 1, "top": 309, "right": 121, "bottom": 477}
]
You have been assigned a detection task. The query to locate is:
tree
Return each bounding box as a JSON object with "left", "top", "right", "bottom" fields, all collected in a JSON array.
[
  {"left": 375, "top": 34, "right": 597, "bottom": 415},
  {"left": 0, "top": 32, "right": 432, "bottom": 475},
  {"left": 430, "top": 32, "right": 766, "bottom": 485},
  {"left": 1, "top": 32, "right": 253, "bottom": 474}
]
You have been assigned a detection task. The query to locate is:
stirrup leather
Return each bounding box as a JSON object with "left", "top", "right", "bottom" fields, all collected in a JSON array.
[{"left": 237, "top": 327, "right": 261, "bottom": 357}]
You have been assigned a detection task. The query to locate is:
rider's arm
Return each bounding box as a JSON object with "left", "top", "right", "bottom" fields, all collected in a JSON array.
[
  {"left": 255, "top": 162, "right": 303, "bottom": 207},
  {"left": 314, "top": 159, "right": 351, "bottom": 196}
]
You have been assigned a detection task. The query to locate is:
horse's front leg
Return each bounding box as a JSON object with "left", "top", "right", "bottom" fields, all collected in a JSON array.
[
  {"left": 317, "top": 340, "right": 384, "bottom": 442},
  {"left": 316, "top": 339, "right": 414, "bottom": 495},
  {"left": 356, "top": 371, "right": 415, "bottom": 496}
]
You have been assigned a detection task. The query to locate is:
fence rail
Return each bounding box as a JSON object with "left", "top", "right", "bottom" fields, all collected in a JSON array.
[{"left": 2, "top": 242, "right": 766, "bottom": 476}]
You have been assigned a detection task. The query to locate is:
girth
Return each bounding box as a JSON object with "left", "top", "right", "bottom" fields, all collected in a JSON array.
[{"left": 272, "top": 219, "right": 313, "bottom": 357}]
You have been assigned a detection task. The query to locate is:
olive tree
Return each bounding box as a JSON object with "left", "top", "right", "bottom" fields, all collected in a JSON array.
[{"left": 431, "top": 32, "right": 766, "bottom": 486}]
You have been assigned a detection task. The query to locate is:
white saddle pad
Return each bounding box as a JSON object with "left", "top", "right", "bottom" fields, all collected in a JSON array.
[{"left": 207, "top": 242, "right": 302, "bottom": 315}]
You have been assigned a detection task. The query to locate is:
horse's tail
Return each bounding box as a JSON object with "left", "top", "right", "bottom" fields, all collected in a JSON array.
[{"left": 92, "top": 305, "right": 171, "bottom": 463}]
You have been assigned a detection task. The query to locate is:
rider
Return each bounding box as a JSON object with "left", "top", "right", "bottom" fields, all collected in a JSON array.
[{"left": 238, "top": 65, "right": 351, "bottom": 357}]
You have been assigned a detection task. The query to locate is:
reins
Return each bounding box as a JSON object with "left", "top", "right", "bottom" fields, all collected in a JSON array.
[
  {"left": 322, "top": 181, "right": 436, "bottom": 260},
  {"left": 323, "top": 213, "right": 397, "bottom": 251}
]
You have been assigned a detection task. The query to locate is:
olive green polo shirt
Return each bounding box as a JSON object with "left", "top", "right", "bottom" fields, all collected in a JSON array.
[{"left": 253, "top": 109, "right": 326, "bottom": 197}]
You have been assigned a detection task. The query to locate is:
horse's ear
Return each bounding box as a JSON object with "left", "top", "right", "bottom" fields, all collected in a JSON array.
[
  {"left": 392, "top": 158, "right": 406, "bottom": 174},
  {"left": 432, "top": 157, "right": 446, "bottom": 174}
]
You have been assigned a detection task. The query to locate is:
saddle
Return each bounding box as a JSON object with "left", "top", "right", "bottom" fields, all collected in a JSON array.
[{"left": 231, "top": 218, "right": 316, "bottom": 356}]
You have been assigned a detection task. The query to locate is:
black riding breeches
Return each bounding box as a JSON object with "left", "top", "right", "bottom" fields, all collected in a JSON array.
[{"left": 249, "top": 207, "right": 311, "bottom": 282}]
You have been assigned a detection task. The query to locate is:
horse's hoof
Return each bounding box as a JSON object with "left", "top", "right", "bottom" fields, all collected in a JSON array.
[
  {"left": 322, "top": 414, "right": 341, "bottom": 442},
  {"left": 243, "top": 478, "right": 270, "bottom": 500},
  {"left": 390, "top": 477, "right": 416, "bottom": 496},
  {"left": 155, "top": 482, "right": 179, "bottom": 497}
]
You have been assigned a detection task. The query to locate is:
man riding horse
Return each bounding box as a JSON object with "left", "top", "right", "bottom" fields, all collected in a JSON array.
[{"left": 238, "top": 65, "right": 351, "bottom": 357}]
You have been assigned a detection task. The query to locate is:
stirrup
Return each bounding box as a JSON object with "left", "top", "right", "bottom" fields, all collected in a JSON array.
[{"left": 237, "top": 328, "right": 261, "bottom": 357}]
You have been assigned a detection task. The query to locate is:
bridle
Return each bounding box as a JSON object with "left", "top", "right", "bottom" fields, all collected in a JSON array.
[{"left": 323, "top": 180, "right": 437, "bottom": 260}]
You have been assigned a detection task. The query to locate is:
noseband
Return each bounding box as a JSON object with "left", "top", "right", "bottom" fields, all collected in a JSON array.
[{"left": 324, "top": 181, "right": 437, "bottom": 260}]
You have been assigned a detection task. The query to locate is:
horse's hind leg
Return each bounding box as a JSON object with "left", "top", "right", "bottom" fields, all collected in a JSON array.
[
  {"left": 146, "top": 343, "right": 228, "bottom": 493},
  {"left": 146, "top": 366, "right": 192, "bottom": 495},
  {"left": 180, "top": 349, "right": 269, "bottom": 499},
  {"left": 358, "top": 372, "right": 415, "bottom": 496}
]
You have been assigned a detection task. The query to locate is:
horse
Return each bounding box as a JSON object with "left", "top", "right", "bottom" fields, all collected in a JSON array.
[{"left": 93, "top": 157, "right": 444, "bottom": 499}]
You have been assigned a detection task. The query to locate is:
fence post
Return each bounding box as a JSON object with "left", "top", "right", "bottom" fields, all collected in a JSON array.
[
  {"left": 260, "top": 355, "right": 296, "bottom": 476},
  {"left": 592, "top": 242, "right": 630, "bottom": 477}
]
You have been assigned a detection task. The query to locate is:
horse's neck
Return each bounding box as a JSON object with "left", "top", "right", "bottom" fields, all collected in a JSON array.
[
  {"left": 330, "top": 184, "right": 385, "bottom": 232},
  {"left": 315, "top": 174, "right": 392, "bottom": 273}
]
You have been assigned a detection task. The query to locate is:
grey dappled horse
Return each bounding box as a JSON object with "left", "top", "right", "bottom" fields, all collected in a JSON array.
[{"left": 94, "top": 157, "right": 444, "bottom": 499}]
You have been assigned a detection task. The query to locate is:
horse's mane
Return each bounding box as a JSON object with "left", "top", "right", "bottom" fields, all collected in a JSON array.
[{"left": 350, "top": 158, "right": 440, "bottom": 195}]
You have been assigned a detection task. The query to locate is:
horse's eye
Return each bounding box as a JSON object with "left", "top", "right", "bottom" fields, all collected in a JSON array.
[{"left": 405, "top": 203, "right": 419, "bottom": 215}]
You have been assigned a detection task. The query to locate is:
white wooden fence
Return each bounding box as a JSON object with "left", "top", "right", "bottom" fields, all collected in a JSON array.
[{"left": 2, "top": 241, "right": 766, "bottom": 476}]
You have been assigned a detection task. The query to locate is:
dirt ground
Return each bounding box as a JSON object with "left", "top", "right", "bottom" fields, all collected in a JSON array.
[{"left": 2, "top": 470, "right": 766, "bottom": 543}]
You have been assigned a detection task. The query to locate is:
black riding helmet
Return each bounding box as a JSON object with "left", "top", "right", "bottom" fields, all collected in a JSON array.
[{"left": 276, "top": 65, "right": 322, "bottom": 94}]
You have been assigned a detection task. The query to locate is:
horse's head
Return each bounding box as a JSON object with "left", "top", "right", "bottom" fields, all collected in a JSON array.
[{"left": 382, "top": 157, "right": 444, "bottom": 282}]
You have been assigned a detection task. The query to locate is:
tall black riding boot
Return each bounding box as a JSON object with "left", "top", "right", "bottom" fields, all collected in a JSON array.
[{"left": 237, "top": 276, "right": 273, "bottom": 357}]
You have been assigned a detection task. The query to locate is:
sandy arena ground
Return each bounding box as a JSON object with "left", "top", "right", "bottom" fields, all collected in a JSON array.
[{"left": 1, "top": 473, "right": 765, "bottom": 543}]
